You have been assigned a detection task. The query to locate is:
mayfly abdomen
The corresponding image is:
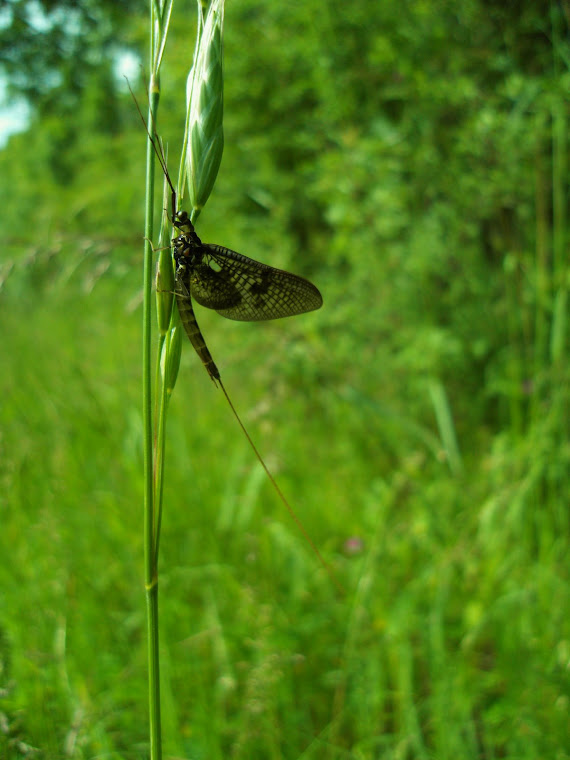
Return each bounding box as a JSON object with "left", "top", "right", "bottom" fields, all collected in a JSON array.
[{"left": 174, "top": 266, "right": 221, "bottom": 384}]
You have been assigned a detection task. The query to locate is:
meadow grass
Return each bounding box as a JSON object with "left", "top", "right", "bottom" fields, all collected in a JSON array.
[{"left": 0, "top": 230, "right": 568, "bottom": 758}]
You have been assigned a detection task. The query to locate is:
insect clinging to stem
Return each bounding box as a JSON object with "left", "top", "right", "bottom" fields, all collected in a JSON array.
[
  {"left": 139, "top": 103, "right": 323, "bottom": 385},
  {"left": 132, "top": 85, "right": 341, "bottom": 593}
]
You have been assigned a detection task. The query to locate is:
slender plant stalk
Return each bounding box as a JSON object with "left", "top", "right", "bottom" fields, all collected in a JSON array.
[
  {"left": 141, "top": 2, "right": 219, "bottom": 756},
  {"left": 143, "top": 75, "right": 162, "bottom": 760},
  {"left": 142, "top": 3, "right": 176, "bottom": 758}
]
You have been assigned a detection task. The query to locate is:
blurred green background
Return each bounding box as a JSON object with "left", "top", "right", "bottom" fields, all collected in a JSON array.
[{"left": 1, "top": 0, "right": 569, "bottom": 758}]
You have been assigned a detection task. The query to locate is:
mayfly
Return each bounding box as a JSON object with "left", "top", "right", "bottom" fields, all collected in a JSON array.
[
  {"left": 171, "top": 209, "right": 322, "bottom": 384},
  {"left": 141, "top": 114, "right": 323, "bottom": 387},
  {"left": 133, "top": 91, "right": 340, "bottom": 591}
]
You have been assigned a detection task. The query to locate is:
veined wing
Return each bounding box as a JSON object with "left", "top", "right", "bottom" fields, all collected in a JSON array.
[{"left": 189, "top": 243, "right": 323, "bottom": 322}]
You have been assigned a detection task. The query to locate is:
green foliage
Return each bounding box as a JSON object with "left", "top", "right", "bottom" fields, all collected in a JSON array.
[
  {"left": 0, "top": 0, "right": 569, "bottom": 758},
  {"left": 0, "top": 0, "right": 143, "bottom": 110}
]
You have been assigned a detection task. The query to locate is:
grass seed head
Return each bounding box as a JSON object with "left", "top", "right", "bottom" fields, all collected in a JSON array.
[
  {"left": 161, "top": 324, "right": 182, "bottom": 394},
  {"left": 185, "top": 0, "right": 225, "bottom": 211}
]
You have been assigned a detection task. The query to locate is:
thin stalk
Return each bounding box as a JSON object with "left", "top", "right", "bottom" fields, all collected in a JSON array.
[
  {"left": 531, "top": 115, "right": 550, "bottom": 424},
  {"left": 153, "top": 322, "right": 181, "bottom": 568},
  {"left": 142, "top": 0, "right": 176, "bottom": 755},
  {"left": 143, "top": 74, "right": 162, "bottom": 760}
]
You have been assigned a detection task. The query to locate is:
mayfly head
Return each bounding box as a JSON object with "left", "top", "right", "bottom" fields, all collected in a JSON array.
[{"left": 173, "top": 210, "right": 200, "bottom": 239}]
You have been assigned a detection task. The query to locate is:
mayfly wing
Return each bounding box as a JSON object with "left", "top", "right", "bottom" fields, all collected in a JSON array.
[
  {"left": 172, "top": 213, "right": 322, "bottom": 377},
  {"left": 191, "top": 244, "right": 323, "bottom": 322}
]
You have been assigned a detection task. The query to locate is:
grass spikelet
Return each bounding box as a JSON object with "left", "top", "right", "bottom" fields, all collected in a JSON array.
[{"left": 184, "top": 0, "right": 225, "bottom": 214}]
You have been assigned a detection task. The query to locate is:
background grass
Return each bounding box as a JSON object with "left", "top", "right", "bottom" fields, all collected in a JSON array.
[{"left": 0, "top": 0, "right": 569, "bottom": 758}]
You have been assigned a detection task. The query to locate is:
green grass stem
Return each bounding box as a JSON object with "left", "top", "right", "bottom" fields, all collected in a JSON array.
[
  {"left": 143, "top": 84, "right": 163, "bottom": 760},
  {"left": 142, "top": 3, "right": 177, "bottom": 758},
  {"left": 141, "top": 1, "right": 226, "bottom": 755}
]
